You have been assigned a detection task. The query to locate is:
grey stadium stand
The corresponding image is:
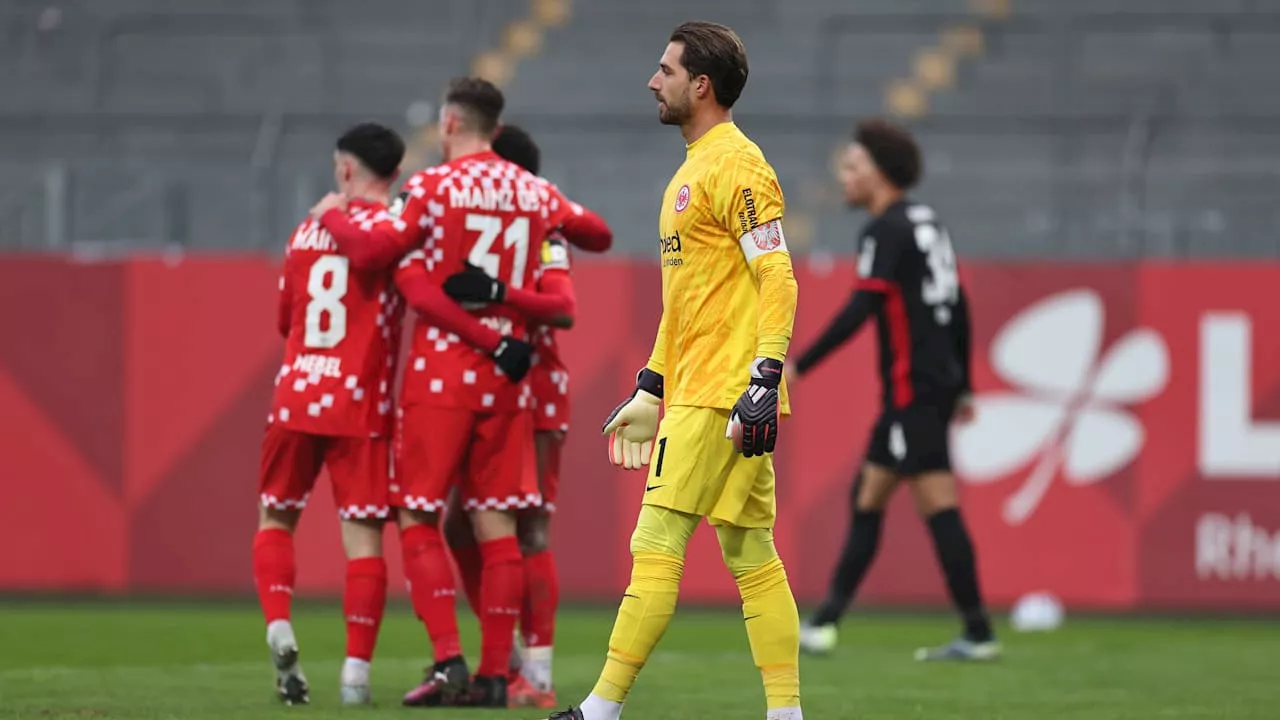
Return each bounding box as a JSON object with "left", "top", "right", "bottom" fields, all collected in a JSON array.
[{"left": 0, "top": 0, "right": 1276, "bottom": 257}]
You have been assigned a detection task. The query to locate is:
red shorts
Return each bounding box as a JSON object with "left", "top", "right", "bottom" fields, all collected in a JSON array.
[
  {"left": 394, "top": 405, "right": 540, "bottom": 513},
  {"left": 258, "top": 426, "right": 390, "bottom": 520},
  {"left": 530, "top": 365, "right": 570, "bottom": 433},
  {"left": 534, "top": 431, "right": 564, "bottom": 512}
]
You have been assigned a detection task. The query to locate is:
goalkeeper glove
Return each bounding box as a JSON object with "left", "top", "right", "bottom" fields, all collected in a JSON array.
[
  {"left": 601, "top": 368, "right": 664, "bottom": 470},
  {"left": 443, "top": 263, "right": 506, "bottom": 304},
  {"left": 491, "top": 336, "right": 534, "bottom": 382},
  {"left": 727, "top": 357, "right": 782, "bottom": 458}
]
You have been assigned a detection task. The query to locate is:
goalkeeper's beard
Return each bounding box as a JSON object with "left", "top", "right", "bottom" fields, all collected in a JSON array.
[{"left": 657, "top": 90, "right": 692, "bottom": 126}]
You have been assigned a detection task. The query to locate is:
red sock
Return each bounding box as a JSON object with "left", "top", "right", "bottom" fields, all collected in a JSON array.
[
  {"left": 400, "top": 524, "right": 462, "bottom": 663},
  {"left": 521, "top": 549, "right": 559, "bottom": 648},
  {"left": 477, "top": 536, "right": 524, "bottom": 677},
  {"left": 344, "top": 557, "right": 387, "bottom": 662},
  {"left": 253, "top": 528, "right": 295, "bottom": 624},
  {"left": 451, "top": 540, "right": 484, "bottom": 618}
]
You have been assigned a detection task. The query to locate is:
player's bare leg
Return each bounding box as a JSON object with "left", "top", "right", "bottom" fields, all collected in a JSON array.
[
  {"left": 444, "top": 489, "right": 485, "bottom": 613},
  {"left": 464, "top": 508, "right": 525, "bottom": 707},
  {"left": 253, "top": 506, "right": 310, "bottom": 705},
  {"left": 397, "top": 507, "right": 470, "bottom": 706},
  {"left": 337, "top": 517, "right": 387, "bottom": 705},
  {"left": 908, "top": 471, "right": 999, "bottom": 662},
  {"left": 508, "top": 429, "right": 563, "bottom": 708},
  {"left": 801, "top": 463, "right": 899, "bottom": 655}
]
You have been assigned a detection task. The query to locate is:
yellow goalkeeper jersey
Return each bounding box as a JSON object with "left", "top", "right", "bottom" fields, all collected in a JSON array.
[{"left": 647, "top": 121, "right": 795, "bottom": 414}]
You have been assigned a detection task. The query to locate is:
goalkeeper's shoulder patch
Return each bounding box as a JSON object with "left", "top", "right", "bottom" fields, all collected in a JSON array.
[
  {"left": 540, "top": 235, "right": 571, "bottom": 271},
  {"left": 739, "top": 217, "right": 787, "bottom": 263}
]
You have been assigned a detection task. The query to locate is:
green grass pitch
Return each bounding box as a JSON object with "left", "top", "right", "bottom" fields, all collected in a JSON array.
[{"left": 0, "top": 601, "right": 1276, "bottom": 719}]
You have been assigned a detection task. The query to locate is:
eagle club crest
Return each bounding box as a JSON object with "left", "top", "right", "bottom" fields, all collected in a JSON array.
[
  {"left": 751, "top": 220, "right": 783, "bottom": 252},
  {"left": 674, "top": 184, "right": 691, "bottom": 213}
]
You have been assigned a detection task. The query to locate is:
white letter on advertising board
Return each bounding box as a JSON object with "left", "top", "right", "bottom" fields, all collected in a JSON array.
[{"left": 1199, "top": 313, "right": 1280, "bottom": 477}]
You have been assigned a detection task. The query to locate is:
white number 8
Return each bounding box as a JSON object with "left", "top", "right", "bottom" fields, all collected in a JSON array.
[{"left": 305, "top": 254, "right": 349, "bottom": 348}]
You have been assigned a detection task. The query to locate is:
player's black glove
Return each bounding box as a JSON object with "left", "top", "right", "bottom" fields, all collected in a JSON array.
[
  {"left": 443, "top": 263, "right": 506, "bottom": 304},
  {"left": 727, "top": 357, "right": 783, "bottom": 458},
  {"left": 491, "top": 336, "right": 533, "bottom": 382}
]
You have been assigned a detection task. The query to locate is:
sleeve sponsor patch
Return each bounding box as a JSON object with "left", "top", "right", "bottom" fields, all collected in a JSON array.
[{"left": 738, "top": 218, "right": 787, "bottom": 263}]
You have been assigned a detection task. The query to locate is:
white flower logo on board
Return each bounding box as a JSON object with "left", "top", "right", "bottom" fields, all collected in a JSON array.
[{"left": 953, "top": 289, "right": 1170, "bottom": 525}]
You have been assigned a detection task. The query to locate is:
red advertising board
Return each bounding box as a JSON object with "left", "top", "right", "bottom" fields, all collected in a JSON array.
[{"left": 0, "top": 257, "right": 1277, "bottom": 610}]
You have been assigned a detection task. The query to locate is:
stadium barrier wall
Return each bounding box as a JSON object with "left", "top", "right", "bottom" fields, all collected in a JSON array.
[{"left": 1, "top": 258, "right": 1277, "bottom": 611}]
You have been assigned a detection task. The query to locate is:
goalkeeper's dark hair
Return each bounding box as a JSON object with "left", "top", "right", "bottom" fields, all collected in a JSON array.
[
  {"left": 492, "top": 124, "right": 541, "bottom": 175},
  {"left": 854, "top": 117, "right": 922, "bottom": 190},
  {"left": 336, "top": 122, "right": 405, "bottom": 180},
  {"left": 669, "top": 21, "right": 749, "bottom": 109},
  {"left": 444, "top": 76, "right": 505, "bottom": 136}
]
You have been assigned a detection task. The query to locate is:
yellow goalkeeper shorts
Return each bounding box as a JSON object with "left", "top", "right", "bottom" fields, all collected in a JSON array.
[{"left": 641, "top": 405, "right": 776, "bottom": 529}]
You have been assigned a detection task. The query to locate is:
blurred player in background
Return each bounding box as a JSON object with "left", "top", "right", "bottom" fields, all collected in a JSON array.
[
  {"left": 313, "top": 78, "right": 609, "bottom": 708},
  {"left": 253, "top": 122, "right": 406, "bottom": 706},
  {"left": 551, "top": 21, "right": 802, "bottom": 720},
  {"left": 788, "top": 118, "right": 998, "bottom": 662},
  {"left": 442, "top": 123, "right": 610, "bottom": 709}
]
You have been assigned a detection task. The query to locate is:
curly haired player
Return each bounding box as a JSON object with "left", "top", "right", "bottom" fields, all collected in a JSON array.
[{"left": 790, "top": 118, "right": 998, "bottom": 663}]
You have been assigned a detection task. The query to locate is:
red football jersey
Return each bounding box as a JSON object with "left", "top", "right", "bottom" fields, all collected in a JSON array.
[
  {"left": 531, "top": 234, "right": 572, "bottom": 374},
  {"left": 270, "top": 199, "right": 404, "bottom": 437},
  {"left": 391, "top": 151, "right": 575, "bottom": 411}
]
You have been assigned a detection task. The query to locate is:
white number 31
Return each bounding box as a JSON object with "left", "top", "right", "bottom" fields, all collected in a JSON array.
[{"left": 466, "top": 213, "right": 530, "bottom": 288}]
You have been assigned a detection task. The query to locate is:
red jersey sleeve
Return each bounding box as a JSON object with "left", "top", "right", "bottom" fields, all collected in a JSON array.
[
  {"left": 557, "top": 204, "right": 612, "bottom": 252},
  {"left": 541, "top": 182, "right": 613, "bottom": 253},
  {"left": 502, "top": 235, "right": 575, "bottom": 323},
  {"left": 394, "top": 251, "right": 502, "bottom": 353},
  {"left": 318, "top": 180, "right": 430, "bottom": 270}
]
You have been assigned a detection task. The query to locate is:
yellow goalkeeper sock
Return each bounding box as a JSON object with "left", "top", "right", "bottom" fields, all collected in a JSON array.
[
  {"left": 737, "top": 557, "right": 801, "bottom": 710},
  {"left": 591, "top": 550, "right": 685, "bottom": 703},
  {"left": 591, "top": 545, "right": 686, "bottom": 696},
  {"left": 592, "top": 505, "right": 698, "bottom": 703}
]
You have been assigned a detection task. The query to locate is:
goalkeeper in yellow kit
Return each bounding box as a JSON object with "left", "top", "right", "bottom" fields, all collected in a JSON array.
[{"left": 548, "top": 21, "right": 802, "bottom": 720}]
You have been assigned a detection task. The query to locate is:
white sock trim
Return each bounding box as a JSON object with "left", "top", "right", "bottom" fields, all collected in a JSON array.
[
  {"left": 524, "top": 645, "right": 553, "bottom": 661},
  {"left": 580, "top": 692, "right": 624, "bottom": 720},
  {"left": 521, "top": 645, "right": 554, "bottom": 690},
  {"left": 266, "top": 619, "right": 296, "bottom": 647},
  {"left": 341, "top": 657, "right": 371, "bottom": 685}
]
